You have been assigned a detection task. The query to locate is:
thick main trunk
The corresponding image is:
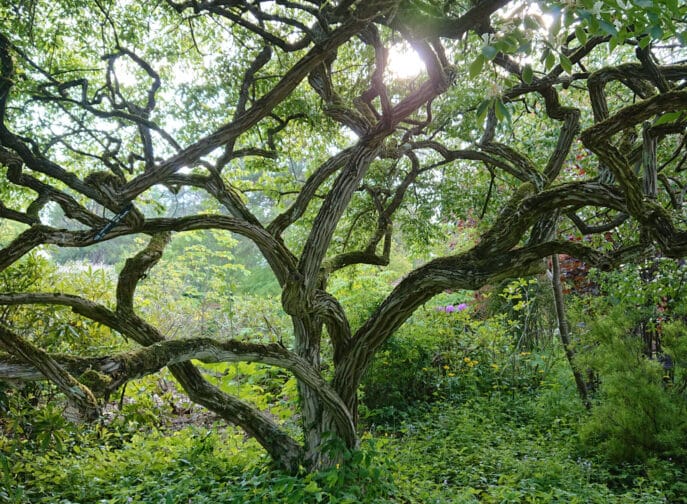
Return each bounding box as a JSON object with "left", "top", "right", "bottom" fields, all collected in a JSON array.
[{"left": 292, "top": 317, "right": 332, "bottom": 467}]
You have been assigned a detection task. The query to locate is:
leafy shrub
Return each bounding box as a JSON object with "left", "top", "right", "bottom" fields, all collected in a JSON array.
[
  {"left": 385, "top": 395, "right": 676, "bottom": 504},
  {"left": 571, "top": 260, "right": 687, "bottom": 463},
  {"left": 577, "top": 307, "right": 687, "bottom": 463},
  {"left": 198, "top": 361, "right": 299, "bottom": 423},
  {"left": 480, "top": 276, "right": 557, "bottom": 349},
  {"left": 360, "top": 291, "right": 557, "bottom": 425},
  {"left": 0, "top": 383, "right": 74, "bottom": 455},
  {"left": 3, "top": 426, "right": 398, "bottom": 503}
]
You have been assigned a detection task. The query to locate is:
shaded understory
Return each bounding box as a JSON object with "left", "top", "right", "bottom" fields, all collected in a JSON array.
[{"left": 2, "top": 375, "right": 684, "bottom": 504}]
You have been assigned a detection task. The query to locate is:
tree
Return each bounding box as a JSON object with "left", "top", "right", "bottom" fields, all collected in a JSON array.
[{"left": 1, "top": 0, "right": 686, "bottom": 471}]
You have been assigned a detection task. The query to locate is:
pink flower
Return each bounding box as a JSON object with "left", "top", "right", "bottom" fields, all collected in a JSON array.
[{"left": 437, "top": 303, "right": 468, "bottom": 313}]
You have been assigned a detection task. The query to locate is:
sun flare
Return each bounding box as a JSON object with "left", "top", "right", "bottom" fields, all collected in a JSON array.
[{"left": 386, "top": 45, "right": 426, "bottom": 79}]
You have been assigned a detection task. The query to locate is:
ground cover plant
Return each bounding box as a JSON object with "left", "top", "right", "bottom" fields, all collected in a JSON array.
[
  {"left": 4, "top": 363, "right": 686, "bottom": 502},
  {"left": 1, "top": 0, "right": 687, "bottom": 499},
  {"left": 4, "top": 265, "right": 687, "bottom": 501}
]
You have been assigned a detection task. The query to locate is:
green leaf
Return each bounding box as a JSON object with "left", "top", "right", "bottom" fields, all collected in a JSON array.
[
  {"left": 559, "top": 54, "right": 573, "bottom": 74},
  {"left": 665, "top": 0, "right": 679, "bottom": 15},
  {"left": 492, "top": 101, "right": 502, "bottom": 119},
  {"left": 599, "top": 19, "right": 618, "bottom": 37},
  {"left": 469, "top": 54, "right": 485, "bottom": 78},
  {"left": 545, "top": 51, "right": 556, "bottom": 71},
  {"left": 649, "top": 24, "right": 664, "bottom": 40},
  {"left": 575, "top": 26, "right": 587, "bottom": 46},
  {"left": 482, "top": 45, "right": 498, "bottom": 60},
  {"left": 517, "top": 40, "right": 532, "bottom": 54},
  {"left": 522, "top": 65, "right": 533, "bottom": 84},
  {"left": 654, "top": 111, "right": 682, "bottom": 126},
  {"left": 495, "top": 100, "right": 511, "bottom": 123},
  {"left": 563, "top": 10, "right": 575, "bottom": 28},
  {"left": 304, "top": 480, "right": 320, "bottom": 493},
  {"left": 476, "top": 99, "right": 491, "bottom": 123},
  {"left": 502, "top": 34, "right": 521, "bottom": 53},
  {"left": 587, "top": 16, "right": 599, "bottom": 34},
  {"left": 578, "top": 8, "right": 592, "bottom": 22},
  {"left": 408, "top": 0, "right": 443, "bottom": 16}
]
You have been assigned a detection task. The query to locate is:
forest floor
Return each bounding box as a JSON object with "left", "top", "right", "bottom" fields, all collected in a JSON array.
[{"left": 3, "top": 375, "right": 685, "bottom": 503}]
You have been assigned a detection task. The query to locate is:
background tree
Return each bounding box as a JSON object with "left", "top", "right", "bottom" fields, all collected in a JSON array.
[{"left": 1, "top": 0, "right": 686, "bottom": 471}]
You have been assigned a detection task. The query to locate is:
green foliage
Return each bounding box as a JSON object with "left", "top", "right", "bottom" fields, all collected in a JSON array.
[
  {"left": 160, "top": 230, "right": 243, "bottom": 301},
  {"left": 485, "top": 276, "right": 557, "bottom": 349},
  {"left": 386, "top": 393, "right": 679, "bottom": 503},
  {"left": 550, "top": 0, "right": 686, "bottom": 49},
  {"left": 0, "top": 253, "right": 124, "bottom": 354},
  {"left": 576, "top": 306, "right": 687, "bottom": 462},
  {"left": 0, "top": 383, "right": 74, "bottom": 455},
  {"left": 360, "top": 288, "right": 558, "bottom": 426},
  {"left": 329, "top": 259, "right": 411, "bottom": 330},
  {"left": 2, "top": 426, "right": 398, "bottom": 503},
  {"left": 111, "top": 382, "right": 176, "bottom": 433},
  {"left": 571, "top": 260, "right": 687, "bottom": 463},
  {"left": 3, "top": 283, "right": 684, "bottom": 503},
  {"left": 5, "top": 386, "right": 682, "bottom": 503},
  {"left": 0, "top": 251, "right": 47, "bottom": 292},
  {"left": 199, "top": 361, "right": 298, "bottom": 423},
  {"left": 33, "top": 265, "right": 122, "bottom": 354}
]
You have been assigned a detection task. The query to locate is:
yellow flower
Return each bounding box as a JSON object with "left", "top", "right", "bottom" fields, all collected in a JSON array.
[
  {"left": 443, "top": 364, "right": 450, "bottom": 370},
  {"left": 490, "top": 363, "right": 499, "bottom": 370},
  {"left": 447, "top": 372, "right": 456, "bottom": 377},
  {"left": 463, "top": 357, "right": 471, "bottom": 363}
]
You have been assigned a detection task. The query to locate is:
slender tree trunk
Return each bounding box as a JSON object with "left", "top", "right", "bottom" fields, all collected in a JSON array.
[{"left": 551, "top": 254, "right": 590, "bottom": 409}]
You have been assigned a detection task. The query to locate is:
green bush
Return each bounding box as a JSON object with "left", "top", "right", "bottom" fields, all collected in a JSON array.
[
  {"left": 2, "top": 427, "right": 398, "bottom": 503},
  {"left": 360, "top": 291, "right": 558, "bottom": 426},
  {"left": 571, "top": 260, "right": 687, "bottom": 463},
  {"left": 577, "top": 308, "right": 687, "bottom": 462},
  {"left": 385, "top": 394, "right": 674, "bottom": 504}
]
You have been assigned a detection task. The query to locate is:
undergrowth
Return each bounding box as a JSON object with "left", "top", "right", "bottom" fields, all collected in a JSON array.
[
  {"left": 384, "top": 391, "right": 684, "bottom": 503},
  {"left": 2, "top": 270, "right": 687, "bottom": 502},
  {"left": 2, "top": 380, "right": 684, "bottom": 503}
]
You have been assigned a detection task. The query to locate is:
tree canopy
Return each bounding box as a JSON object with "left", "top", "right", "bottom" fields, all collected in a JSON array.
[{"left": 1, "top": 0, "right": 687, "bottom": 471}]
